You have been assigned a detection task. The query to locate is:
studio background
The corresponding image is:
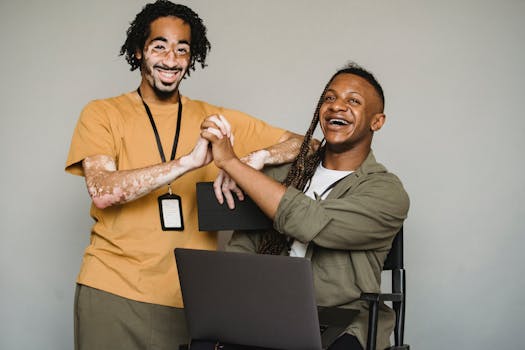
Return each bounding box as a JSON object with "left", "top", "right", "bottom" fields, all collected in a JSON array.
[{"left": 1, "top": 0, "right": 523, "bottom": 349}]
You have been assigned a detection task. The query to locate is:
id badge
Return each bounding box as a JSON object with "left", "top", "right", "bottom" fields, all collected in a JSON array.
[{"left": 158, "top": 193, "right": 184, "bottom": 231}]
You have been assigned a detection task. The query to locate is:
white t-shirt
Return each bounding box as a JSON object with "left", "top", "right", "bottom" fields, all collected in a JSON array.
[{"left": 288, "top": 163, "right": 352, "bottom": 258}]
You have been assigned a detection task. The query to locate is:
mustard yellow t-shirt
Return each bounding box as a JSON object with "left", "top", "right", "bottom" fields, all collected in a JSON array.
[{"left": 65, "top": 91, "right": 286, "bottom": 307}]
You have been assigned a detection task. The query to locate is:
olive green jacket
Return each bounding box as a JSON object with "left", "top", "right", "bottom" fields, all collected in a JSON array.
[{"left": 226, "top": 151, "right": 410, "bottom": 350}]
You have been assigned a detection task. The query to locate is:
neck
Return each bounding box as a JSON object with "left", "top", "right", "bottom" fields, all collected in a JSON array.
[
  {"left": 138, "top": 80, "right": 180, "bottom": 105},
  {"left": 323, "top": 143, "right": 370, "bottom": 171}
]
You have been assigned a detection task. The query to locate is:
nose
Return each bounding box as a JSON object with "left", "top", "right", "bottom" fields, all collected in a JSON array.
[
  {"left": 162, "top": 49, "right": 178, "bottom": 66},
  {"left": 329, "top": 98, "right": 347, "bottom": 112}
]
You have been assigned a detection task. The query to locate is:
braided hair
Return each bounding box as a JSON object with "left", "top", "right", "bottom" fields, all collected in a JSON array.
[
  {"left": 119, "top": 0, "right": 211, "bottom": 75},
  {"left": 257, "top": 62, "right": 384, "bottom": 255}
]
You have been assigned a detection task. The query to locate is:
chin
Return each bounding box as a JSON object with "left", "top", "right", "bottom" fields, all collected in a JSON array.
[
  {"left": 153, "top": 86, "right": 177, "bottom": 100},
  {"left": 326, "top": 141, "right": 354, "bottom": 153},
  {"left": 153, "top": 79, "right": 179, "bottom": 93}
]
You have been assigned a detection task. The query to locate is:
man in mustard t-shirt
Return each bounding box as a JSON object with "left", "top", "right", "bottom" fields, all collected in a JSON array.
[{"left": 65, "top": 1, "right": 304, "bottom": 349}]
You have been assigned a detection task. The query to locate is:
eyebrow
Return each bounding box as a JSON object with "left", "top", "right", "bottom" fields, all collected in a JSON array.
[
  {"left": 150, "top": 37, "right": 190, "bottom": 45},
  {"left": 151, "top": 36, "right": 168, "bottom": 43},
  {"left": 325, "top": 88, "right": 363, "bottom": 97}
]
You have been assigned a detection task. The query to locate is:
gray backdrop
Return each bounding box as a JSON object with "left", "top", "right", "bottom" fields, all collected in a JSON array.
[{"left": 1, "top": 0, "right": 524, "bottom": 349}]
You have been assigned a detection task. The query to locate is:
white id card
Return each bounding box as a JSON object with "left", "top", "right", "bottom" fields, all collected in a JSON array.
[{"left": 158, "top": 193, "right": 184, "bottom": 231}]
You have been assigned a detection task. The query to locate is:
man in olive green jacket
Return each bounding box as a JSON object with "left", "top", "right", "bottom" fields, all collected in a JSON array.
[{"left": 201, "top": 62, "right": 409, "bottom": 350}]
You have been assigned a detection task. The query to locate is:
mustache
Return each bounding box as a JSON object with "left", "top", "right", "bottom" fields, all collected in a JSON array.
[{"left": 153, "top": 64, "right": 183, "bottom": 71}]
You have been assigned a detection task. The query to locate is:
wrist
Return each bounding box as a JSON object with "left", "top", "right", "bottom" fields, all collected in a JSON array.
[
  {"left": 178, "top": 154, "right": 198, "bottom": 171},
  {"left": 217, "top": 156, "right": 241, "bottom": 172}
]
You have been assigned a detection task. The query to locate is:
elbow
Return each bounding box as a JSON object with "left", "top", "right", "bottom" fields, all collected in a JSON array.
[
  {"left": 87, "top": 185, "right": 125, "bottom": 209},
  {"left": 91, "top": 196, "right": 112, "bottom": 209},
  {"left": 90, "top": 191, "right": 121, "bottom": 209}
]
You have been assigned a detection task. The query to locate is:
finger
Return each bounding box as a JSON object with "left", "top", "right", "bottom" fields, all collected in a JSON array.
[
  {"left": 207, "top": 115, "right": 228, "bottom": 136},
  {"left": 222, "top": 180, "right": 236, "bottom": 210},
  {"left": 218, "top": 114, "right": 232, "bottom": 138},
  {"left": 204, "top": 127, "right": 224, "bottom": 139},
  {"left": 200, "top": 129, "right": 215, "bottom": 142},
  {"left": 228, "top": 180, "right": 245, "bottom": 202},
  {"left": 213, "top": 172, "right": 225, "bottom": 204},
  {"left": 201, "top": 115, "right": 219, "bottom": 130}
]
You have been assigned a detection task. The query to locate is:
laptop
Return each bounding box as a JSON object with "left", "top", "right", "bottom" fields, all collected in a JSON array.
[
  {"left": 175, "top": 248, "right": 358, "bottom": 350},
  {"left": 196, "top": 182, "right": 272, "bottom": 231}
]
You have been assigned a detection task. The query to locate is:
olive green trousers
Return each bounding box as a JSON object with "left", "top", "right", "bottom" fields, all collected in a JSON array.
[{"left": 74, "top": 284, "right": 189, "bottom": 350}]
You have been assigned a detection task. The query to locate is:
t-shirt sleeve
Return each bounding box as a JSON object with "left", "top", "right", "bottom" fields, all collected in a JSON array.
[
  {"left": 65, "top": 101, "right": 118, "bottom": 176},
  {"left": 216, "top": 107, "right": 287, "bottom": 157}
]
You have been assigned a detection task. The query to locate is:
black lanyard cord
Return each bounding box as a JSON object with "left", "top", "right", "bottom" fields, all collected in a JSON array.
[
  {"left": 303, "top": 173, "right": 351, "bottom": 199},
  {"left": 137, "top": 88, "right": 182, "bottom": 163}
]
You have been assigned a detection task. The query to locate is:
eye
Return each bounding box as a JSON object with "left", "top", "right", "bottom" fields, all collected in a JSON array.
[
  {"left": 348, "top": 98, "right": 361, "bottom": 105},
  {"left": 176, "top": 47, "right": 190, "bottom": 56},
  {"left": 323, "top": 95, "right": 335, "bottom": 102},
  {"left": 152, "top": 43, "right": 167, "bottom": 52}
]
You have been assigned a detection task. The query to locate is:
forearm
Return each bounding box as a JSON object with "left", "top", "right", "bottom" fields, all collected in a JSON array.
[
  {"left": 219, "top": 157, "right": 286, "bottom": 219},
  {"left": 242, "top": 132, "right": 312, "bottom": 169},
  {"left": 84, "top": 154, "right": 199, "bottom": 209},
  {"left": 274, "top": 182, "right": 410, "bottom": 250}
]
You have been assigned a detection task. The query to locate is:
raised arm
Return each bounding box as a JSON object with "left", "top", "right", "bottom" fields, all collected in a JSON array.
[
  {"left": 201, "top": 117, "right": 287, "bottom": 218},
  {"left": 83, "top": 137, "right": 212, "bottom": 209},
  {"left": 205, "top": 115, "right": 318, "bottom": 208},
  {"left": 241, "top": 130, "right": 304, "bottom": 169}
]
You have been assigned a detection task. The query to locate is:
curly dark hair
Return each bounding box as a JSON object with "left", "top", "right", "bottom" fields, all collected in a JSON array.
[
  {"left": 119, "top": 0, "right": 211, "bottom": 74},
  {"left": 258, "top": 62, "right": 385, "bottom": 255}
]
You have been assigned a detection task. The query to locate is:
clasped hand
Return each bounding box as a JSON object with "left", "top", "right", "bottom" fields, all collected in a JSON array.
[{"left": 200, "top": 115, "right": 243, "bottom": 209}]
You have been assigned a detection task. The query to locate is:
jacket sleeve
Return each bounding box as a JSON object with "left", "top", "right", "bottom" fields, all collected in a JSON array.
[
  {"left": 273, "top": 173, "right": 409, "bottom": 251},
  {"left": 225, "top": 230, "right": 261, "bottom": 253}
]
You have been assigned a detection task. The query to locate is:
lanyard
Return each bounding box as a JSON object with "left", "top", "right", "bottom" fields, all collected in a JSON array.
[
  {"left": 318, "top": 175, "right": 349, "bottom": 198},
  {"left": 137, "top": 88, "right": 182, "bottom": 163},
  {"left": 304, "top": 173, "right": 351, "bottom": 199}
]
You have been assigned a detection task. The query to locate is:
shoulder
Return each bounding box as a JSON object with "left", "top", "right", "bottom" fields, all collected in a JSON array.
[
  {"left": 357, "top": 151, "right": 403, "bottom": 184},
  {"left": 184, "top": 96, "right": 264, "bottom": 123},
  {"left": 87, "top": 91, "right": 138, "bottom": 109},
  {"left": 351, "top": 152, "right": 410, "bottom": 210},
  {"left": 79, "top": 92, "right": 140, "bottom": 122}
]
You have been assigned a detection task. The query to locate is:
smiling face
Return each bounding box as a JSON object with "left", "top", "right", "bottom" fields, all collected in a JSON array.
[
  {"left": 136, "top": 16, "right": 191, "bottom": 103},
  {"left": 319, "top": 73, "right": 385, "bottom": 154}
]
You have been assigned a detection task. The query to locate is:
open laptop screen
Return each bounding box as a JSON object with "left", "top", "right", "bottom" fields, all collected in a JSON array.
[{"left": 175, "top": 248, "right": 323, "bottom": 350}]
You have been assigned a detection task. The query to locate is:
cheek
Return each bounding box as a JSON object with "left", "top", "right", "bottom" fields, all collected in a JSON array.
[
  {"left": 144, "top": 44, "right": 155, "bottom": 57},
  {"left": 144, "top": 49, "right": 154, "bottom": 62},
  {"left": 180, "top": 56, "right": 191, "bottom": 69},
  {"left": 319, "top": 105, "right": 328, "bottom": 118}
]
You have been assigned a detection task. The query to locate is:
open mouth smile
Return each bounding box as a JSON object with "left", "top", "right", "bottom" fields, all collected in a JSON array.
[
  {"left": 328, "top": 118, "right": 350, "bottom": 126},
  {"left": 155, "top": 67, "right": 182, "bottom": 83}
]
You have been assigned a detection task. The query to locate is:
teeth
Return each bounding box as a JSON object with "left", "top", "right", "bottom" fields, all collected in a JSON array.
[
  {"left": 329, "top": 119, "right": 349, "bottom": 126},
  {"left": 160, "top": 71, "right": 175, "bottom": 77},
  {"left": 157, "top": 69, "right": 179, "bottom": 78}
]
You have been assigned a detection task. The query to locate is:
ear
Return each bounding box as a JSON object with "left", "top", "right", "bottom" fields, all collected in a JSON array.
[
  {"left": 370, "top": 113, "right": 386, "bottom": 132},
  {"left": 135, "top": 49, "right": 143, "bottom": 61}
]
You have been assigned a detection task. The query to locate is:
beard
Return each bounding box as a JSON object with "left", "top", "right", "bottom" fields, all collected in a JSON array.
[
  {"left": 152, "top": 83, "right": 178, "bottom": 101},
  {"left": 141, "top": 59, "right": 186, "bottom": 101}
]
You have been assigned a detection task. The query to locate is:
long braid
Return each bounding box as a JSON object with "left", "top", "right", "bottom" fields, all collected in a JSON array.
[
  {"left": 257, "top": 77, "right": 336, "bottom": 255},
  {"left": 257, "top": 62, "right": 386, "bottom": 255}
]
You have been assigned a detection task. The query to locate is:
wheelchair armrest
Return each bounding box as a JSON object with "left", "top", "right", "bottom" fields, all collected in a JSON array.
[
  {"left": 360, "top": 292, "right": 404, "bottom": 303},
  {"left": 360, "top": 292, "right": 406, "bottom": 350}
]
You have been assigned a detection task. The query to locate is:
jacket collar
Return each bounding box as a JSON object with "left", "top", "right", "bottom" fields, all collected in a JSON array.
[{"left": 326, "top": 150, "right": 386, "bottom": 199}]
